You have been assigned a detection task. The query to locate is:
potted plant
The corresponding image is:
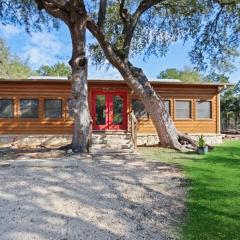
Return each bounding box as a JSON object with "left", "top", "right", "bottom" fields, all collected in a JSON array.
[{"left": 197, "top": 135, "right": 208, "bottom": 154}]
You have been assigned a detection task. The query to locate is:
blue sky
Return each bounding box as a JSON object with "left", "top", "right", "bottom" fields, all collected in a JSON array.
[{"left": 0, "top": 23, "right": 239, "bottom": 83}]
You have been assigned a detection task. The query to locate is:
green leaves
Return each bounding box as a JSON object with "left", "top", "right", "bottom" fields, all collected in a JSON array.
[
  {"left": 0, "top": 39, "right": 32, "bottom": 79},
  {"left": 157, "top": 66, "right": 204, "bottom": 83},
  {"left": 0, "top": 0, "right": 59, "bottom": 33},
  {"left": 221, "top": 79, "right": 240, "bottom": 130},
  {"left": 36, "top": 62, "right": 71, "bottom": 76}
]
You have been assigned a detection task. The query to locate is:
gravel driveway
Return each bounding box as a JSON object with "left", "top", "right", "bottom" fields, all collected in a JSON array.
[{"left": 0, "top": 153, "right": 185, "bottom": 240}]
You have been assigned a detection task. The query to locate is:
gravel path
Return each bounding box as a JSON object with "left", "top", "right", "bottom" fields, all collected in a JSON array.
[{"left": 0, "top": 153, "right": 185, "bottom": 240}]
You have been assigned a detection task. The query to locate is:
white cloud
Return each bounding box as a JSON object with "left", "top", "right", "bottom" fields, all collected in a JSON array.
[
  {"left": 88, "top": 64, "right": 122, "bottom": 80},
  {"left": 0, "top": 24, "right": 123, "bottom": 78},
  {"left": 0, "top": 24, "right": 21, "bottom": 39},
  {"left": 21, "top": 31, "right": 65, "bottom": 68}
]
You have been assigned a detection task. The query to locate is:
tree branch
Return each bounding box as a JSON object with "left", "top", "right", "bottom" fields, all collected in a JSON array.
[
  {"left": 75, "top": 0, "right": 87, "bottom": 14},
  {"left": 87, "top": 19, "right": 124, "bottom": 68},
  {"left": 35, "top": 0, "right": 70, "bottom": 11},
  {"left": 48, "top": 0, "right": 70, "bottom": 11},
  {"left": 97, "top": 0, "right": 107, "bottom": 29},
  {"left": 133, "top": 0, "right": 163, "bottom": 20},
  {"left": 119, "top": 0, "right": 130, "bottom": 30},
  {"left": 122, "top": 0, "right": 165, "bottom": 57},
  {"left": 214, "top": 0, "right": 237, "bottom": 7},
  {"left": 34, "top": 0, "right": 70, "bottom": 22}
]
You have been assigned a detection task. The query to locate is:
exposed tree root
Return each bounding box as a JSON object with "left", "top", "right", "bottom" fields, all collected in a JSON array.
[
  {"left": 177, "top": 131, "right": 214, "bottom": 152},
  {"left": 58, "top": 144, "right": 72, "bottom": 151},
  {"left": 178, "top": 132, "right": 198, "bottom": 148}
]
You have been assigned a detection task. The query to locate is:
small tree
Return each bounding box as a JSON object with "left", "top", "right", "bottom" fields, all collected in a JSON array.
[
  {"left": 36, "top": 62, "right": 71, "bottom": 76},
  {"left": 221, "top": 81, "right": 240, "bottom": 131},
  {"left": 158, "top": 66, "right": 203, "bottom": 83},
  {"left": 0, "top": 39, "right": 32, "bottom": 78}
]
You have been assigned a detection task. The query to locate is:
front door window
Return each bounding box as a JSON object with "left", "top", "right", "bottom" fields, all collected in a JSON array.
[
  {"left": 96, "top": 95, "right": 106, "bottom": 125},
  {"left": 113, "top": 95, "right": 123, "bottom": 125}
]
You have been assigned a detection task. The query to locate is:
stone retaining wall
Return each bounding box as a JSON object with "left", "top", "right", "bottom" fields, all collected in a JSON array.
[
  {"left": 0, "top": 133, "right": 224, "bottom": 148},
  {"left": 137, "top": 133, "right": 224, "bottom": 146},
  {"left": 0, "top": 135, "right": 71, "bottom": 148},
  {"left": 189, "top": 134, "right": 224, "bottom": 145}
]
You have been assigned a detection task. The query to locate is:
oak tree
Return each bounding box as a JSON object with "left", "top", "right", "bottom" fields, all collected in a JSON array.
[
  {"left": 1, "top": 1, "right": 91, "bottom": 152},
  {"left": 1, "top": 0, "right": 239, "bottom": 151},
  {"left": 86, "top": 0, "right": 239, "bottom": 149}
]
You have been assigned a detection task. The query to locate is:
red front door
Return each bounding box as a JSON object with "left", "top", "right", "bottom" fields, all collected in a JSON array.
[{"left": 92, "top": 91, "right": 127, "bottom": 130}]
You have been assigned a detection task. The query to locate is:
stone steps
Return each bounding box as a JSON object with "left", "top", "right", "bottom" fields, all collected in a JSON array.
[
  {"left": 92, "top": 139, "right": 132, "bottom": 144},
  {"left": 90, "top": 148, "right": 134, "bottom": 154},
  {"left": 90, "top": 132, "right": 134, "bottom": 153}
]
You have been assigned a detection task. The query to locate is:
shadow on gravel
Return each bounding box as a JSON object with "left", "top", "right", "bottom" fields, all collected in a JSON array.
[{"left": 0, "top": 153, "right": 185, "bottom": 240}]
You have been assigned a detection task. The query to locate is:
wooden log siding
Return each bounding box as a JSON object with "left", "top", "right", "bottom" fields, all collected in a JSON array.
[
  {"left": 0, "top": 80, "right": 220, "bottom": 135},
  {"left": 131, "top": 84, "right": 219, "bottom": 134}
]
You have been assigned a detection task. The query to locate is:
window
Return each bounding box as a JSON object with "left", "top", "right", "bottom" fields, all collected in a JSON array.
[
  {"left": 20, "top": 99, "right": 38, "bottom": 118},
  {"left": 132, "top": 99, "right": 148, "bottom": 119},
  {"left": 67, "top": 98, "right": 74, "bottom": 118},
  {"left": 196, "top": 101, "right": 212, "bottom": 119},
  {"left": 96, "top": 95, "right": 106, "bottom": 125},
  {"left": 44, "top": 99, "right": 62, "bottom": 119},
  {"left": 113, "top": 95, "right": 123, "bottom": 124},
  {"left": 163, "top": 100, "right": 171, "bottom": 114},
  {"left": 0, "top": 99, "right": 14, "bottom": 118},
  {"left": 175, "top": 100, "right": 191, "bottom": 119}
]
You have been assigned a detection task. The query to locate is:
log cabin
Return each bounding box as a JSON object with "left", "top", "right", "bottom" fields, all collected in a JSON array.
[{"left": 0, "top": 76, "right": 229, "bottom": 149}]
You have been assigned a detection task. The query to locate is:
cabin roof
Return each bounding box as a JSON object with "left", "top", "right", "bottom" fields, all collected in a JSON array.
[
  {"left": 28, "top": 76, "right": 182, "bottom": 83},
  {"left": 0, "top": 76, "right": 235, "bottom": 87}
]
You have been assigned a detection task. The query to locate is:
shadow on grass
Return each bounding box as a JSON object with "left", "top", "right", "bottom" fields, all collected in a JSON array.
[
  {"left": 182, "top": 142, "right": 240, "bottom": 240},
  {"left": 139, "top": 141, "right": 240, "bottom": 240}
]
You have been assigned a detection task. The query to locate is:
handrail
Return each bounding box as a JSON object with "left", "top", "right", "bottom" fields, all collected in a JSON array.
[
  {"left": 87, "top": 119, "right": 93, "bottom": 153},
  {"left": 130, "top": 111, "right": 138, "bottom": 149}
]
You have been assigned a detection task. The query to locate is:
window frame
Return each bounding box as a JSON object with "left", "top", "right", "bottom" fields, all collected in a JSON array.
[
  {"left": 66, "top": 98, "right": 74, "bottom": 119},
  {"left": 195, "top": 99, "right": 213, "bottom": 120},
  {"left": 131, "top": 98, "right": 149, "bottom": 120},
  {"left": 44, "top": 98, "right": 63, "bottom": 119},
  {"left": 0, "top": 98, "right": 14, "bottom": 119},
  {"left": 163, "top": 99, "right": 171, "bottom": 116},
  {"left": 174, "top": 99, "right": 193, "bottom": 120},
  {"left": 19, "top": 98, "right": 39, "bottom": 119}
]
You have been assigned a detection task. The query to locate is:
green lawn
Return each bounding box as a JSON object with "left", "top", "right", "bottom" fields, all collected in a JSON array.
[{"left": 139, "top": 141, "right": 240, "bottom": 240}]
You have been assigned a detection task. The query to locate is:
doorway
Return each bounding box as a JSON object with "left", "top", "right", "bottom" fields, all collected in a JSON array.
[{"left": 92, "top": 91, "right": 128, "bottom": 130}]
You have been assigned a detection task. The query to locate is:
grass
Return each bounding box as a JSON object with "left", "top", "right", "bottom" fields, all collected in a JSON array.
[{"left": 139, "top": 141, "right": 240, "bottom": 240}]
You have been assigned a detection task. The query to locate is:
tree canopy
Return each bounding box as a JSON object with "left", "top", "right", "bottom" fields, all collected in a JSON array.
[
  {"left": 36, "top": 62, "right": 71, "bottom": 76},
  {"left": 87, "top": 0, "right": 240, "bottom": 72},
  {"left": 0, "top": 0, "right": 58, "bottom": 33},
  {"left": 221, "top": 81, "right": 240, "bottom": 130},
  {"left": 1, "top": 0, "right": 239, "bottom": 150},
  {"left": 157, "top": 67, "right": 230, "bottom": 83},
  {"left": 157, "top": 66, "right": 203, "bottom": 83},
  {"left": 1, "top": 1, "right": 239, "bottom": 72},
  {"left": 0, "top": 38, "right": 32, "bottom": 78}
]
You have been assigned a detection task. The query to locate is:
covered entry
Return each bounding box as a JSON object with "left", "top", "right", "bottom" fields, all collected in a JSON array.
[{"left": 92, "top": 91, "right": 128, "bottom": 130}]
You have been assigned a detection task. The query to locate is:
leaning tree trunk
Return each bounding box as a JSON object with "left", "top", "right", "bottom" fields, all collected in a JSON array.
[
  {"left": 69, "top": 17, "right": 91, "bottom": 153},
  {"left": 87, "top": 22, "right": 196, "bottom": 150},
  {"left": 126, "top": 63, "right": 183, "bottom": 149}
]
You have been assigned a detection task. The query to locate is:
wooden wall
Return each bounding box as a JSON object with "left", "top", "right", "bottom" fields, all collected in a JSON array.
[
  {"left": 133, "top": 84, "right": 219, "bottom": 134},
  {"left": 0, "top": 80, "right": 220, "bottom": 135},
  {"left": 0, "top": 81, "right": 73, "bottom": 134}
]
